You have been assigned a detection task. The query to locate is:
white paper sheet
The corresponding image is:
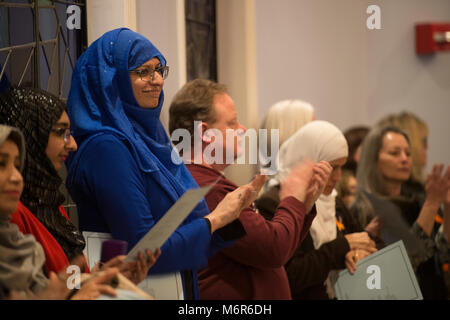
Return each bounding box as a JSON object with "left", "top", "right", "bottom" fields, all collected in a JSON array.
[{"left": 125, "top": 184, "right": 214, "bottom": 262}]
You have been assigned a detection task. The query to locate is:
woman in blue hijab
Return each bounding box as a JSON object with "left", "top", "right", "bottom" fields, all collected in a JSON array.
[{"left": 66, "top": 28, "right": 250, "bottom": 299}]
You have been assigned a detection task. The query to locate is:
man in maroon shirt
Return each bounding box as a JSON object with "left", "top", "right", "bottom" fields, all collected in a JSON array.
[{"left": 169, "top": 79, "right": 332, "bottom": 299}]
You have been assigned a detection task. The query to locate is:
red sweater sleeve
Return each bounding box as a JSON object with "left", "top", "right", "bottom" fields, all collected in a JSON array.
[
  {"left": 10, "top": 202, "right": 70, "bottom": 274},
  {"left": 207, "top": 182, "right": 313, "bottom": 268}
]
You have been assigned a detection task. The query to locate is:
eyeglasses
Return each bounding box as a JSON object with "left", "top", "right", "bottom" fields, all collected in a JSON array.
[
  {"left": 50, "top": 128, "right": 73, "bottom": 143},
  {"left": 130, "top": 65, "right": 170, "bottom": 82}
]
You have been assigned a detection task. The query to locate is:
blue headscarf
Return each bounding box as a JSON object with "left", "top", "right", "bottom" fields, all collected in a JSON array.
[{"left": 67, "top": 28, "right": 203, "bottom": 206}]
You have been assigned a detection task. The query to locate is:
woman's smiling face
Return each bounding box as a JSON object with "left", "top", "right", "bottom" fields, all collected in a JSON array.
[
  {"left": 129, "top": 58, "right": 164, "bottom": 109},
  {"left": 45, "top": 111, "right": 78, "bottom": 171},
  {"left": 0, "top": 139, "right": 23, "bottom": 217}
]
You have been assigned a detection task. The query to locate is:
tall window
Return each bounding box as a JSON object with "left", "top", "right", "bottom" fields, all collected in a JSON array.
[
  {"left": 185, "top": 0, "right": 217, "bottom": 81},
  {"left": 0, "top": 0, "right": 87, "bottom": 225},
  {"left": 0, "top": 0, "right": 86, "bottom": 99}
]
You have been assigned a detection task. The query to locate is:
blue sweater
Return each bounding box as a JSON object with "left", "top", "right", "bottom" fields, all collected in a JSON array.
[{"left": 67, "top": 133, "right": 228, "bottom": 299}]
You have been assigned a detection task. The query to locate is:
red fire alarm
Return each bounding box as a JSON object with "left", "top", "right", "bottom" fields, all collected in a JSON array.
[{"left": 416, "top": 23, "right": 450, "bottom": 54}]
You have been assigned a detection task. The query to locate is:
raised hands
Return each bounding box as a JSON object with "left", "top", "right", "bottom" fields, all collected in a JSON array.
[
  {"left": 280, "top": 160, "right": 315, "bottom": 203},
  {"left": 280, "top": 160, "right": 333, "bottom": 213},
  {"left": 306, "top": 161, "right": 333, "bottom": 211},
  {"left": 425, "top": 164, "right": 450, "bottom": 206},
  {"left": 428, "top": 164, "right": 450, "bottom": 241},
  {"left": 243, "top": 174, "right": 267, "bottom": 209},
  {"left": 418, "top": 164, "right": 450, "bottom": 237}
]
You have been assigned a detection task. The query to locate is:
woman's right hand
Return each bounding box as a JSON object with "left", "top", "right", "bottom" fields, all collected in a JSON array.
[
  {"left": 425, "top": 164, "right": 450, "bottom": 206},
  {"left": 417, "top": 164, "right": 450, "bottom": 237}
]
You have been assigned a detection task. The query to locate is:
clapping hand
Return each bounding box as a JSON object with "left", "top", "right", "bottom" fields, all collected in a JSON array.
[
  {"left": 425, "top": 164, "right": 450, "bottom": 206},
  {"left": 306, "top": 161, "right": 333, "bottom": 211}
]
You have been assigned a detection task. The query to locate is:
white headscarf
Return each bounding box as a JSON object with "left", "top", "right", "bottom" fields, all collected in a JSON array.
[{"left": 272, "top": 120, "right": 349, "bottom": 249}]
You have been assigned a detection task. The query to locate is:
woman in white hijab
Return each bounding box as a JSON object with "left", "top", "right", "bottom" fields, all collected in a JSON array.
[{"left": 255, "top": 120, "right": 377, "bottom": 299}]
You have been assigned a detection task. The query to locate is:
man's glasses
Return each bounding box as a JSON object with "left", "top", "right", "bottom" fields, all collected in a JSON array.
[
  {"left": 51, "top": 128, "right": 73, "bottom": 143},
  {"left": 130, "top": 65, "right": 170, "bottom": 82}
]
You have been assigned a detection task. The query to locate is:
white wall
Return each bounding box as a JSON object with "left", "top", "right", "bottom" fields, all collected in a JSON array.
[
  {"left": 86, "top": 0, "right": 137, "bottom": 45},
  {"left": 365, "top": 0, "right": 450, "bottom": 171},
  {"left": 85, "top": 0, "right": 450, "bottom": 183},
  {"left": 255, "top": 0, "right": 450, "bottom": 171},
  {"left": 136, "top": 0, "right": 186, "bottom": 131},
  {"left": 256, "top": 0, "right": 369, "bottom": 128}
]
